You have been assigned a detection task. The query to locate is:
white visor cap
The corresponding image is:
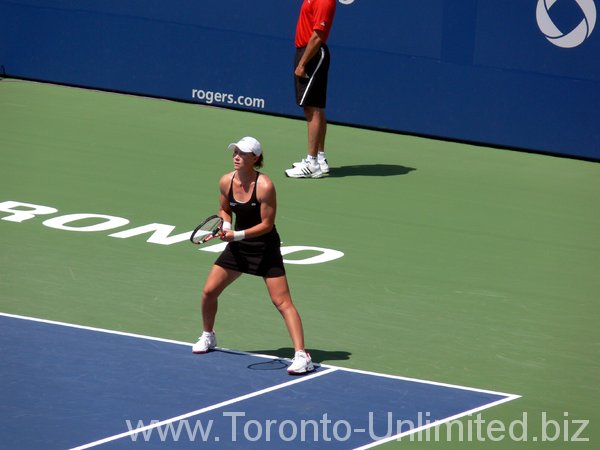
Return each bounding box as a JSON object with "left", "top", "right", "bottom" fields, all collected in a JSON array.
[{"left": 227, "top": 136, "right": 262, "bottom": 156}]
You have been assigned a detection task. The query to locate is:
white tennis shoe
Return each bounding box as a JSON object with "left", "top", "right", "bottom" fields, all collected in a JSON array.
[
  {"left": 285, "top": 161, "right": 323, "bottom": 179},
  {"left": 192, "top": 331, "right": 216, "bottom": 354},
  {"left": 287, "top": 350, "right": 315, "bottom": 375},
  {"left": 318, "top": 158, "right": 330, "bottom": 174},
  {"left": 291, "top": 157, "right": 330, "bottom": 174}
]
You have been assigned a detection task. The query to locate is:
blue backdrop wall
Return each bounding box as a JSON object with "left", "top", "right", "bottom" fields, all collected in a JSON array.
[{"left": 1, "top": 0, "right": 598, "bottom": 160}]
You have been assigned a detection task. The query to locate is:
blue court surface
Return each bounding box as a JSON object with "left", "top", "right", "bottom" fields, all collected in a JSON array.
[{"left": 1, "top": 313, "right": 519, "bottom": 449}]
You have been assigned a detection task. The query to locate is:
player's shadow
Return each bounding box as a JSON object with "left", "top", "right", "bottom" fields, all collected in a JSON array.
[
  {"left": 246, "top": 347, "right": 351, "bottom": 364},
  {"left": 327, "top": 164, "right": 415, "bottom": 178}
]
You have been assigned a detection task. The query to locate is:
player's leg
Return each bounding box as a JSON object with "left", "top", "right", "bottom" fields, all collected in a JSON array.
[
  {"left": 193, "top": 265, "right": 241, "bottom": 353},
  {"left": 305, "top": 106, "right": 326, "bottom": 158},
  {"left": 286, "top": 47, "right": 327, "bottom": 179},
  {"left": 264, "top": 275, "right": 314, "bottom": 374}
]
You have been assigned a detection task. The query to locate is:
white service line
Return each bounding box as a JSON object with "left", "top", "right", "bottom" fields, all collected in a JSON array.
[
  {"left": 69, "top": 368, "right": 336, "bottom": 449},
  {"left": 353, "top": 395, "right": 520, "bottom": 450}
]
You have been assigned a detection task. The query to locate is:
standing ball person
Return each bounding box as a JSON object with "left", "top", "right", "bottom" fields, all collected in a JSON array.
[
  {"left": 193, "top": 137, "right": 314, "bottom": 375},
  {"left": 285, "top": 0, "right": 337, "bottom": 179}
]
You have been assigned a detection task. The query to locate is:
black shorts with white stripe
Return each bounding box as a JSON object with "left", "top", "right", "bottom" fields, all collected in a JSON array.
[{"left": 294, "top": 44, "right": 330, "bottom": 108}]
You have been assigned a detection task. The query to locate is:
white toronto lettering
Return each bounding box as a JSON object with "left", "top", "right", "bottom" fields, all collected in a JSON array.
[
  {"left": 280, "top": 246, "right": 344, "bottom": 265},
  {"left": 42, "top": 213, "right": 130, "bottom": 232},
  {"left": 0, "top": 200, "right": 58, "bottom": 223},
  {"left": 1, "top": 200, "right": 344, "bottom": 265},
  {"left": 109, "top": 223, "right": 191, "bottom": 245}
]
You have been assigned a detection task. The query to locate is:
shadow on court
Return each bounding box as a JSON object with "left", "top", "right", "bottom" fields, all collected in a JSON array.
[
  {"left": 246, "top": 347, "right": 351, "bottom": 364},
  {"left": 327, "top": 164, "right": 415, "bottom": 178}
]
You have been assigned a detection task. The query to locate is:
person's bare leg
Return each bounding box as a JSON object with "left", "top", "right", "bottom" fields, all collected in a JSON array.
[
  {"left": 304, "top": 106, "right": 327, "bottom": 158},
  {"left": 201, "top": 265, "right": 241, "bottom": 332},
  {"left": 264, "top": 275, "right": 305, "bottom": 351}
]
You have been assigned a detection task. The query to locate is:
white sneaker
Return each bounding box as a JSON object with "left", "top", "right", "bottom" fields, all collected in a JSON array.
[
  {"left": 192, "top": 332, "right": 216, "bottom": 354},
  {"left": 318, "top": 158, "right": 330, "bottom": 174},
  {"left": 285, "top": 161, "right": 323, "bottom": 179},
  {"left": 287, "top": 351, "right": 315, "bottom": 375},
  {"left": 291, "top": 158, "right": 308, "bottom": 168},
  {"left": 292, "top": 158, "right": 330, "bottom": 174}
]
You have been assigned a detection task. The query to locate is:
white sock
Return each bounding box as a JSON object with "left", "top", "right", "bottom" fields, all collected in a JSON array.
[
  {"left": 306, "top": 155, "right": 318, "bottom": 167},
  {"left": 318, "top": 151, "right": 326, "bottom": 162}
]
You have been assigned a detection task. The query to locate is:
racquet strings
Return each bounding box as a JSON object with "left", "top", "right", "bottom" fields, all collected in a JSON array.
[{"left": 191, "top": 216, "right": 222, "bottom": 244}]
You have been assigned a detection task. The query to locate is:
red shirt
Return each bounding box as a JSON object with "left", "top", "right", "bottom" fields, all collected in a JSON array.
[{"left": 295, "top": 0, "right": 336, "bottom": 48}]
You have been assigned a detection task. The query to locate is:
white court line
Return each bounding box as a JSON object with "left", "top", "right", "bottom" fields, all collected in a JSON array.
[
  {"left": 1, "top": 312, "right": 521, "bottom": 449},
  {"left": 1, "top": 312, "right": 337, "bottom": 448},
  {"left": 0, "top": 312, "right": 520, "bottom": 396},
  {"left": 320, "top": 364, "right": 520, "bottom": 399},
  {"left": 0, "top": 312, "right": 196, "bottom": 347},
  {"left": 354, "top": 395, "right": 520, "bottom": 449},
  {"left": 70, "top": 369, "right": 336, "bottom": 449}
]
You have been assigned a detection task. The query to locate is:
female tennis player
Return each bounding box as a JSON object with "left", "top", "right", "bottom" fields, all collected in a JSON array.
[{"left": 192, "top": 136, "right": 314, "bottom": 375}]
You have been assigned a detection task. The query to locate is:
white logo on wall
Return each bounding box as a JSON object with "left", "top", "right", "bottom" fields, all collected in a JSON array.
[
  {"left": 338, "top": 0, "right": 355, "bottom": 4},
  {"left": 536, "top": 0, "right": 596, "bottom": 48}
]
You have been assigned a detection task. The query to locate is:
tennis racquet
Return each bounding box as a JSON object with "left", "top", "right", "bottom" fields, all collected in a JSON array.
[{"left": 190, "top": 215, "right": 224, "bottom": 245}]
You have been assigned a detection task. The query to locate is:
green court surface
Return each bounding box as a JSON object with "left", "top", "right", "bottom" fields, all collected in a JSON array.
[{"left": 1, "top": 79, "right": 599, "bottom": 448}]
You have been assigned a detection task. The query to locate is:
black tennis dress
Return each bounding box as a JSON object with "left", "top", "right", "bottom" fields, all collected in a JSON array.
[{"left": 214, "top": 172, "right": 285, "bottom": 278}]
